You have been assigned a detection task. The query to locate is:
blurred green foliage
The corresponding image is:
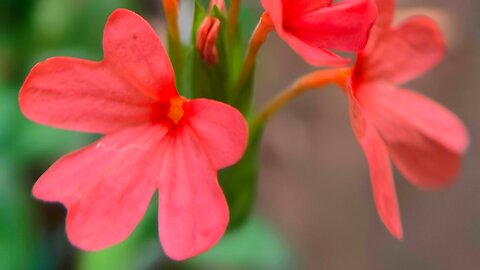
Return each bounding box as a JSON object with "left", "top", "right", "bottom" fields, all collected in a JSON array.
[
  {"left": 0, "top": 0, "right": 289, "bottom": 269},
  {"left": 0, "top": 75, "right": 35, "bottom": 270}
]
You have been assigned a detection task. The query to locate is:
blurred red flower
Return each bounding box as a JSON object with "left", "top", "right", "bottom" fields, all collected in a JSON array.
[
  {"left": 19, "top": 9, "right": 248, "bottom": 260},
  {"left": 346, "top": 0, "right": 469, "bottom": 238},
  {"left": 261, "top": 0, "right": 378, "bottom": 66}
]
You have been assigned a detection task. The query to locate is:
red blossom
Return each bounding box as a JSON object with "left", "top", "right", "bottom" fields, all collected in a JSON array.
[
  {"left": 346, "top": 0, "right": 469, "bottom": 238},
  {"left": 261, "top": 0, "right": 378, "bottom": 66},
  {"left": 19, "top": 9, "right": 248, "bottom": 260}
]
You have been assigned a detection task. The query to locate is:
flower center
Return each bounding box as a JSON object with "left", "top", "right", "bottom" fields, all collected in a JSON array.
[{"left": 167, "top": 97, "right": 185, "bottom": 124}]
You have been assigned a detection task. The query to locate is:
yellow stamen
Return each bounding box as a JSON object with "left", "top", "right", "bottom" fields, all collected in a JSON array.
[{"left": 168, "top": 97, "right": 185, "bottom": 124}]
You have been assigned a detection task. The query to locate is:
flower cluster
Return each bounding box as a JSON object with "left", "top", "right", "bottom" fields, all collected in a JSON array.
[{"left": 19, "top": 0, "right": 469, "bottom": 260}]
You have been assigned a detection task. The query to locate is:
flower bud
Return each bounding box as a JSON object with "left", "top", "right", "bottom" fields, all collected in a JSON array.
[{"left": 196, "top": 17, "right": 221, "bottom": 65}]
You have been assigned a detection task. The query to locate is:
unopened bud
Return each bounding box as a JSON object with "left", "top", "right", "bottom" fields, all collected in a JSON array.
[{"left": 196, "top": 17, "right": 221, "bottom": 65}]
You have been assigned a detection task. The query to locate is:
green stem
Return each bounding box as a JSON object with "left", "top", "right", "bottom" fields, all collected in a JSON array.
[
  {"left": 228, "top": 0, "right": 241, "bottom": 44},
  {"left": 235, "top": 13, "right": 273, "bottom": 92},
  {"left": 162, "top": 0, "right": 184, "bottom": 87}
]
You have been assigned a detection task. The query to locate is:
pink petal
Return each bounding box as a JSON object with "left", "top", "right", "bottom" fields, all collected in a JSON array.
[
  {"left": 185, "top": 98, "right": 248, "bottom": 169},
  {"left": 361, "top": 0, "right": 394, "bottom": 53},
  {"left": 20, "top": 9, "right": 178, "bottom": 134},
  {"left": 262, "top": 0, "right": 372, "bottom": 66},
  {"left": 348, "top": 87, "right": 403, "bottom": 239},
  {"left": 282, "top": 0, "right": 332, "bottom": 19},
  {"left": 356, "top": 83, "right": 469, "bottom": 189},
  {"left": 356, "top": 16, "right": 445, "bottom": 85},
  {"left": 103, "top": 9, "right": 177, "bottom": 100},
  {"left": 33, "top": 124, "right": 169, "bottom": 250},
  {"left": 279, "top": 31, "right": 350, "bottom": 66},
  {"left": 158, "top": 126, "right": 228, "bottom": 260},
  {"left": 260, "top": 0, "right": 283, "bottom": 30},
  {"left": 372, "top": 0, "right": 394, "bottom": 30},
  {"left": 284, "top": 0, "right": 378, "bottom": 51},
  {"left": 261, "top": 0, "right": 335, "bottom": 26},
  {"left": 19, "top": 57, "right": 159, "bottom": 134}
]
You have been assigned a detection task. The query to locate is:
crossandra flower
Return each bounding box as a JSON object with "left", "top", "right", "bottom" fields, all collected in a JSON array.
[
  {"left": 344, "top": 0, "right": 469, "bottom": 238},
  {"left": 19, "top": 9, "right": 248, "bottom": 260},
  {"left": 260, "top": 0, "right": 378, "bottom": 66}
]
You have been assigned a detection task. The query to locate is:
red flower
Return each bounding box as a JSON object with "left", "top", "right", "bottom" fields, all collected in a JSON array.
[
  {"left": 261, "top": 0, "right": 378, "bottom": 66},
  {"left": 346, "top": 0, "right": 469, "bottom": 238},
  {"left": 19, "top": 9, "right": 248, "bottom": 260}
]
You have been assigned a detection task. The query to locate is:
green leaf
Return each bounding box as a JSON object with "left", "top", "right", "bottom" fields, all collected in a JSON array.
[
  {"left": 196, "top": 0, "right": 210, "bottom": 8},
  {"left": 190, "top": 217, "right": 292, "bottom": 269},
  {"left": 186, "top": 0, "right": 206, "bottom": 99},
  {"left": 0, "top": 87, "right": 19, "bottom": 148},
  {"left": 0, "top": 156, "right": 36, "bottom": 270},
  {"left": 219, "top": 124, "right": 263, "bottom": 230},
  {"left": 232, "top": 66, "right": 255, "bottom": 116},
  {"left": 168, "top": 34, "right": 186, "bottom": 92},
  {"left": 229, "top": 6, "right": 261, "bottom": 116}
]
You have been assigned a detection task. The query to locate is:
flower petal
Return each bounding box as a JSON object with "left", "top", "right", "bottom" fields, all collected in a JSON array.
[
  {"left": 348, "top": 88, "right": 403, "bottom": 239},
  {"left": 282, "top": 0, "right": 332, "bottom": 19},
  {"left": 356, "top": 83, "right": 469, "bottom": 188},
  {"left": 19, "top": 57, "right": 159, "bottom": 134},
  {"left": 185, "top": 98, "right": 248, "bottom": 169},
  {"left": 158, "top": 127, "right": 228, "bottom": 260},
  {"left": 359, "top": 0, "right": 394, "bottom": 52},
  {"left": 260, "top": 0, "right": 283, "bottom": 30},
  {"left": 261, "top": 0, "right": 359, "bottom": 66},
  {"left": 103, "top": 9, "right": 177, "bottom": 100},
  {"left": 33, "top": 124, "right": 169, "bottom": 250},
  {"left": 372, "top": 0, "right": 394, "bottom": 30},
  {"left": 356, "top": 16, "right": 445, "bottom": 85},
  {"left": 261, "top": 0, "right": 334, "bottom": 26},
  {"left": 279, "top": 31, "right": 350, "bottom": 66},
  {"left": 20, "top": 9, "right": 178, "bottom": 134},
  {"left": 284, "top": 0, "right": 377, "bottom": 51}
]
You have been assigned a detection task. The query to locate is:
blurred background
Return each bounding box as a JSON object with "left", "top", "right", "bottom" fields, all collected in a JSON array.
[{"left": 0, "top": 0, "right": 479, "bottom": 269}]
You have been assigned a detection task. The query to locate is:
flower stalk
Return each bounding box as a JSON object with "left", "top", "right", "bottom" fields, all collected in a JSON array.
[
  {"left": 251, "top": 68, "right": 352, "bottom": 128},
  {"left": 162, "top": 0, "right": 184, "bottom": 83},
  {"left": 228, "top": 0, "right": 241, "bottom": 43},
  {"left": 235, "top": 13, "right": 273, "bottom": 91}
]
